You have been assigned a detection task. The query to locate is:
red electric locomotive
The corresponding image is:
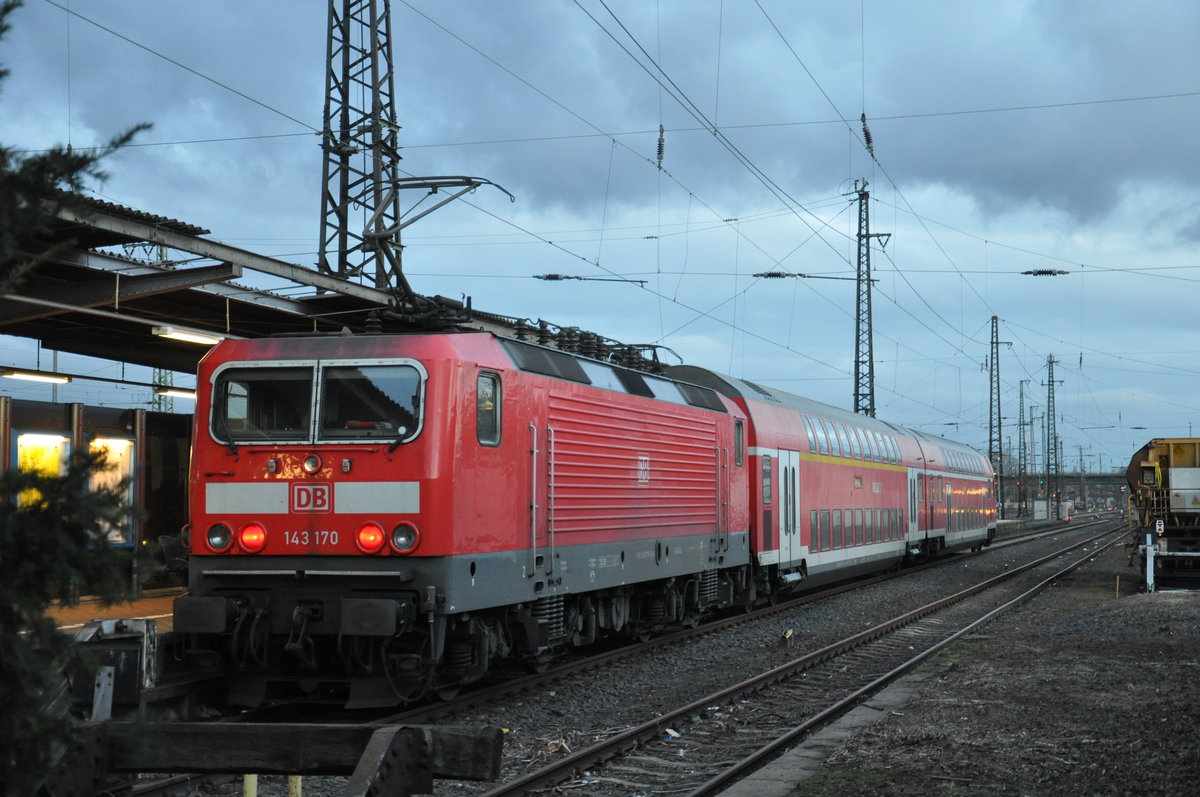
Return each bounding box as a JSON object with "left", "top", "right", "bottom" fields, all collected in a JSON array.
[
  {"left": 174, "top": 331, "right": 752, "bottom": 706},
  {"left": 173, "top": 330, "right": 995, "bottom": 707}
]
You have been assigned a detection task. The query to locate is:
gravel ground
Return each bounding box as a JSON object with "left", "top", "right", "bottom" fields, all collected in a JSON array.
[
  {"left": 793, "top": 536, "right": 1200, "bottom": 796},
  {"left": 197, "top": 524, "right": 1178, "bottom": 796},
  {"left": 432, "top": 525, "right": 1124, "bottom": 796}
]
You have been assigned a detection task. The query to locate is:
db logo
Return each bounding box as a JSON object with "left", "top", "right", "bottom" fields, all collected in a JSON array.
[{"left": 291, "top": 483, "right": 332, "bottom": 513}]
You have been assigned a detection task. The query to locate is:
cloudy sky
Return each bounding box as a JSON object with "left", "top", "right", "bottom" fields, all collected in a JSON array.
[{"left": 2, "top": 0, "right": 1198, "bottom": 477}]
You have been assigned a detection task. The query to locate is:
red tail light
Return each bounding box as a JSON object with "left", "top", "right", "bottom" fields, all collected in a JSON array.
[
  {"left": 356, "top": 522, "right": 385, "bottom": 554},
  {"left": 239, "top": 523, "right": 267, "bottom": 553}
]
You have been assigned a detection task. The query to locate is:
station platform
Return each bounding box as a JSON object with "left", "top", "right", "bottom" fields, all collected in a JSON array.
[{"left": 51, "top": 588, "right": 182, "bottom": 633}]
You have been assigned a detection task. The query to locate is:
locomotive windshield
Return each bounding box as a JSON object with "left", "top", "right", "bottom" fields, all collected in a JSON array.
[
  {"left": 214, "top": 366, "right": 314, "bottom": 441},
  {"left": 318, "top": 364, "right": 421, "bottom": 442},
  {"left": 212, "top": 363, "right": 423, "bottom": 444}
]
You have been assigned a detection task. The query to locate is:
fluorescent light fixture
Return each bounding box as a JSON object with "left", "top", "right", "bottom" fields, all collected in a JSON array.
[
  {"left": 91, "top": 437, "right": 133, "bottom": 449},
  {"left": 155, "top": 387, "right": 197, "bottom": 400},
  {"left": 152, "top": 326, "right": 223, "bottom": 346},
  {"left": 1, "top": 368, "right": 72, "bottom": 384}
]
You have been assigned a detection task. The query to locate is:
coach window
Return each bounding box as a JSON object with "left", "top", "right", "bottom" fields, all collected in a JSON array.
[
  {"left": 834, "top": 424, "right": 851, "bottom": 459},
  {"left": 802, "top": 415, "right": 817, "bottom": 453},
  {"left": 813, "top": 420, "right": 830, "bottom": 456},
  {"left": 734, "top": 420, "right": 744, "bottom": 466},
  {"left": 762, "top": 455, "right": 773, "bottom": 504},
  {"left": 477, "top": 372, "right": 501, "bottom": 446},
  {"left": 847, "top": 426, "right": 862, "bottom": 459},
  {"left": 855, "top": 508, "right": 864, "bottom": 545},
  {"left": 810, "top": 510, "right": 819, "bottom": 550},
  {"left": 823, "top": 421, "right": 841, "bottom": 457},
  {"left": 832, "top": 509, "right": 843, "bottom": 548},
  {"left": 819, "top": 509, "right": 831, "bottom": 550}
]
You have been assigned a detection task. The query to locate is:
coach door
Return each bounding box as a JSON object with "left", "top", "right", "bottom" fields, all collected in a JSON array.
[
  {"left": 908, "top": 468, "right": 922, "bottom": 537},
  {"left": 779, "top": 450, "right": 800, "bottom": 565}
]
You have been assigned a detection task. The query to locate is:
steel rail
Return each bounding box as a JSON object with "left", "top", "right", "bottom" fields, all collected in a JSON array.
[
  {"left": 688, "top": 528, "right": 1125, "bottom": 796},
  {"left": 477, "top": 525, "right": 1122, "bottom": 796},
  {"left": 387, "top": 520, "right": 1097, "bottom": 725}
]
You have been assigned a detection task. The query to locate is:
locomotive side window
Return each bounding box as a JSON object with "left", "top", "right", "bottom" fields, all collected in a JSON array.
[
  {"left": 734, "top": 420, "right": 744, "bottom": 466},
  {"left": 643, "top": 376, "right": 688, "bottom": 405},
  {"left": 213, "top": 366, "right": 313, "bottom": 441},
  {"left": 477, "top": 372, "right": 501, "bottom": 446},
  {"left": 319, "top": 365, "right": 422, "bottom": 442},
  {"left": 762, "top": 455, "right": 773, "bottom": 504}
]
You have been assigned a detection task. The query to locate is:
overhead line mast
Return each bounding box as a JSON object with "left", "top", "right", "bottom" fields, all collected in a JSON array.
[
  {"left": 1044, "top": 355, "right": 1063, "bottom": 520},
  {"left": 853, "top": 180, "right": 888, "bottom": 417},
  {"left": 988, "top": 316, "right": 1010, "bottom": 518},
  {"left": 317, "top": 0, "right": 509, "bottom": 312},
  {"left": 317, "top": 0, "right": 404, "bottom": 292}
]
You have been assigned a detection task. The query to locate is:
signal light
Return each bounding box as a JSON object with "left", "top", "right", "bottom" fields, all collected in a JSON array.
[
  {"left": 390, "top": 522, "right": 420, "bottom": 554},
  {"left": 207, "top": 523, "right": 232, "bottom": 552},
  {"left": 356, "top": 522, "right": 386, "bottom": 554},
  {"left": 239, "top": 523, "right": 267, "bottom": 553}
]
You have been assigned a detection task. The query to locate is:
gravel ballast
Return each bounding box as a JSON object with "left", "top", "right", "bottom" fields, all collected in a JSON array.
[{"left": 788, "top": 537, "right": 1200, "bottom": 796}]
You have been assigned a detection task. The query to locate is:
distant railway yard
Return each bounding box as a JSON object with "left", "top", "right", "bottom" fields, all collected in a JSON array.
[{"left": 51, "top": 515, "right": 1198, "bottom": 796}]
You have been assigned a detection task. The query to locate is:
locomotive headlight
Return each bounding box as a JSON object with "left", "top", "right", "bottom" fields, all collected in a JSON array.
[
  {"left": 302, "top": 454, "right": 322, "bottom": 474},
  {"left": 239, "top": 523, "right": 267, "bottom": 553},
  {"left": 207, "top": 523, "right": 232, "bottom": 552},
  {"left": 390, "top": 522, "right": 420, "bottom": 554},
  {"left": 356, "top": 522, "right": 386, "bottom": 554}
]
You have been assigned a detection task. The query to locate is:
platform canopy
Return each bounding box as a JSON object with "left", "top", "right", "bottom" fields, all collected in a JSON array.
[{"left": 2, "top": 195, "right": 517, "bottom": 375}]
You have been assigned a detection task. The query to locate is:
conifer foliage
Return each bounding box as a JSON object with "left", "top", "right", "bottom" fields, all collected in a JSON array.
[{"left": 0, "top": 2, "right": 148, "bottom": 793}]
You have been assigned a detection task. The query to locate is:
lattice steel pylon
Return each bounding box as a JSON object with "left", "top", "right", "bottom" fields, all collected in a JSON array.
[
  {"left": 1044, "top": 355, "right": 1063, "bottom": 519},
  {"left": 317, "top": 1, "right": 510, "bottom": 310},
  {"left": 853, "top": 181, "right": 888, "bottom": 416},
  {"left": 988, "top": 316, "right": 1004, "bottom": 516},
  {"left": 1017, "top": 379, "right": 1029, "bottom": 517},
  {"left": 317, "top": 0, "right": 408, "bottom": 294}
]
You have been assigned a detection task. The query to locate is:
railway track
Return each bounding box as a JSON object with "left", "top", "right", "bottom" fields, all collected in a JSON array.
[
  {"left": 69, "top": 520, "right": 1103, "bottom": 795},
  {"left": 382, "top": 518, "right": 1099, "bottom": 727},
  {"left": 474, "top": 524, "right": 1123, "bottom": 797}
]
